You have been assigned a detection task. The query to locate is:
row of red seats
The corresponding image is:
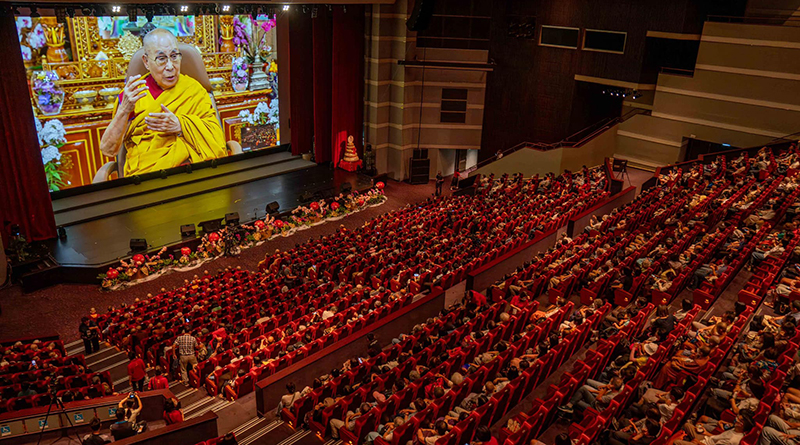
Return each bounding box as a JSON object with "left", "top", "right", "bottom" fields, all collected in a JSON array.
[
  {"left": 373, "top": 302, "right": 587, "bottom": 445},
  {"left": 281, "top": 300, "right": 501, "bottom": 427},
  {"left": 213, "top": 290, "right": 419, "bottom": 399}
]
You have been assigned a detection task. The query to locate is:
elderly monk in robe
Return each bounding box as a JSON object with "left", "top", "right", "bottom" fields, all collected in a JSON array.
[{"left": 99, "top": 28, "right": 225, "bottom": 176}]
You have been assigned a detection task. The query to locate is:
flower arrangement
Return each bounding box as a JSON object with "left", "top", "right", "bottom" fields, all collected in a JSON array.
[
  {"left": 31, "top": 71, "right": 65, "bottom": 115},
  {"left": 221, "top": 16, "right": 249, "bottom": 48},
  {"left": 238, "top": 100, "right": 278, "bottom": 126},
  {"left": 27, "top": 23, "right": 46, "bottom": 50},
  {"left": 16, "top": 18, "right": 45, "bottom": 65},
  {"left": 36, "top": 117, "right": 72, "bottom": 191},
  {"left": 98, "top": 186, "right": 388, "bottom": 290},
  {"left": 231, "top": 57, "right": 249, "bottom": 91},
  {"left": 241, "top": 16, "right": 277, "bottom": 62}
]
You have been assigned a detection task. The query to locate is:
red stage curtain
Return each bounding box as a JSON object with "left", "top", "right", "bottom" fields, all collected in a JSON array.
[
  {"left": 0, "top": 8, "right": 56, "bottom": 243},
  {"left": 331, "top": 6, "right": 365, "bottom": 167},
  {"left": 312, "top": 9, "right": 333, "bottom": 164},
  {"left": 288, "top": 11, "right": 314, "bottom": 156}
]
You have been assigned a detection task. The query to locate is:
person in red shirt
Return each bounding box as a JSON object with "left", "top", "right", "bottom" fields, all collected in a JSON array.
[
  {"left": 148, "top": 368, "right": 169, "bottom": 390},
  {"left": 163, "top": 397, "right": 183, "bottom": 425},
  {"left": 127, "top": 353, "right": 147, "bottom": 392}
]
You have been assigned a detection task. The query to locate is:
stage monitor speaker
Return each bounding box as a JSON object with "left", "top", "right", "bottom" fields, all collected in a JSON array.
[
  {"left": 180, "top": 224, "right": 196, "bottom": 238},
  {"left": 266, "top": 201, "right": 280, "bottom": 215},
  {"left": 225, "top": 212, "right": 240, "bottom": 226},
  {"left": 199, "top": 219, "right": 222, "bottom": 233},
  {"left": 299, "top": 191, "right": 314, "bottom": 203},
  {"left": 130, "top": 238, "right": 148, "bottom": 252},
  {"left": 340, "top": 183, "right": 353, "bottom": 194},
  {"left": 409, "top": 158, "right": 430, "bottom": 185},
  {"left": 407, "top": 0, "right": 436, "bottom": 31}
]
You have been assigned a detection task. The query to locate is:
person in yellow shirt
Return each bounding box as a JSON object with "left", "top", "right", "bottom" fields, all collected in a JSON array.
[{"left": 99, "top": 28, "right": 225, "bottom": 176}]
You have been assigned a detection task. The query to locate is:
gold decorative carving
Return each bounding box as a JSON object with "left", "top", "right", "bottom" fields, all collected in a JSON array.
[
  {"left": 116, "top": 31, "right": 142, "bottom": 60},
  {"left": 69, "top": 16, "right": 216, "bottom": 61}
]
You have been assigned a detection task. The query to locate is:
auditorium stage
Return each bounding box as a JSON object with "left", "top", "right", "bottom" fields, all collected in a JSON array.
[{"left": 44, "top": 148, "right": 373, "bottom": 274}]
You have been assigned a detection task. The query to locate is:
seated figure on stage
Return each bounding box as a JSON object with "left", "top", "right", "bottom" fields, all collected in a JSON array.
[{"left": 99, "top": 28, "right": 226, "bottom": 176}]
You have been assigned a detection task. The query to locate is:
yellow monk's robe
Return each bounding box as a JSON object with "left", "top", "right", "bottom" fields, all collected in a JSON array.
[{"left": 116, "top": 73, "right": 226, "bottom": 176}]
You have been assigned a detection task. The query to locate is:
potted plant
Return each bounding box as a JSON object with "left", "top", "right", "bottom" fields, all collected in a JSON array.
[
  {"left": 31, "top": 70, "right": 64, "bottom": 115},
  {"left": 231, "top": 57, "right": 249, "bottom": 92},
  {"left": 36, "top": 117, "right": 72, "bottom": 191}
]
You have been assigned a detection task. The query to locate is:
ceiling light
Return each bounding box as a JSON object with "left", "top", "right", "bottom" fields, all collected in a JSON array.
[
  {"left": 112, "top": 5, "right": 121, "bottom": 13},
  {"left": 222, "top": 4, "right": 231, "bottom": 12},
  {"left": 283, "top": 5, "right": 290, "bottom": 11},
  {"left": 180, "top": 5, "right": 189, "bottom": 13}
]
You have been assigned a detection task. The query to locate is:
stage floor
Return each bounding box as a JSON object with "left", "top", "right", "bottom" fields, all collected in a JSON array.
[
  {"left": 53, "top": 149, "right": 311, "bottom": 226},
  {"left": 46, "top": 163, "right": 372, "bottom": 266}
]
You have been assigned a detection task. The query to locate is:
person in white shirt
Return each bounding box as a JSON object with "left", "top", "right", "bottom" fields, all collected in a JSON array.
[
  {"left": 757, "top": 413, "right": 800, "bottom": 445},
  {"left": 674, "top": 412, "right": 753, "bottom": 445}
]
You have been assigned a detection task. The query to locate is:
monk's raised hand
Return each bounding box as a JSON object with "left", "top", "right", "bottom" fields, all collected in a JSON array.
[
  {"left": 120, "top": 74, "right": 147, "bottom": 114},
  {"left": 145, "top": 104, "right": 182, "bottom": 135}
]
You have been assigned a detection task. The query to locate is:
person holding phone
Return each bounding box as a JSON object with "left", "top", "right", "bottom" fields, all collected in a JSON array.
[{"left": 118, "top": 392, "right": 143, "bottom": 424}]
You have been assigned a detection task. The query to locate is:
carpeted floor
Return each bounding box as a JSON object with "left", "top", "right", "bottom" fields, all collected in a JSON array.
[{"left": 0, "top": 179, "right": 439, "bottom": 343}]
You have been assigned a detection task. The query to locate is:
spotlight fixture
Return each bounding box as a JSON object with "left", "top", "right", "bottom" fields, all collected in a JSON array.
[
  {"left": 180, "top": 5, "right": 189, "bottom": 13},
  {"left": 145, "top": 7, "right": 155, "bottom": 22},
  {"left": 66, "top": 7, "right": 75, "bottom": 18},
  {"left": 311, "top": 6, "right": 318, "bottom": 18},
  {"left": 81, "top": 6, "right": 92, "bottom": 16},
  {"left": 112, "top": 5, "right": 121, "bottom": 13},
  {"left": 327, "top": 4, "right": 332, "bottom": 11},
  {"left": 29, "top": 6, "right": 40, "bottom": 18},
  {"left": 222, "top": 4, "right": 231, "bottom": 12},
  {"left": 283, "top": 4, "right": 290, "bottom": 11},
  {"left": 128, "top": 6, "right": 137, "bottom": 22}
]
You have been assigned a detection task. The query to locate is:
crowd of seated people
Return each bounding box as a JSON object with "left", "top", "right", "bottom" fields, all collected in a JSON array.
[
  {"left": 278, "top": 280, "right": 631, "bottom": 445},
  {"left": 0, "top": 337, "right": 114, "bottom": 413},
  {"left": 88, "top": 167, "right": 611, "bottom": 401}
]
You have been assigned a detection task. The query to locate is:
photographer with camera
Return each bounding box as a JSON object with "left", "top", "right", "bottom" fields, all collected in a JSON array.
[{"left": 111, "top": 392, "right": 146, "bottom": 440}]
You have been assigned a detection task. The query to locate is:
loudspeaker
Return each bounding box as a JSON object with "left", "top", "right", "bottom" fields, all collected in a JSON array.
[
  {"left": 199, "top": 219, "right": 222, "bottom": 233},
  {"left": 180, "top": 224, "right": 196, "bottom": 238},
  {"left": 266, "top": 201, "right": 280, "bottom": 215},
  {"left": 225, "top": 212, "right": 240, "bottom": 226},
  {"left": 406, "top": 0, "right": 436, "bottom": 31},
  {"left": 299, "top": 191, "right": 314, "bottom": 203},
  {"left": 409, "top": 158, "right": 430, "bottom": 184},
  {"left": 130, "top": 238, "right": 148, "bottom": 252},
  {"left": 340, "top": 182, "right": 352, "bottom": 194}
]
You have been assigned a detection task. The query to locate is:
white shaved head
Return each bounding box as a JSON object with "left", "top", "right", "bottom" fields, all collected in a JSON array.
[{"left": 141, "top": 28, "right": 181, "bottom": 89}]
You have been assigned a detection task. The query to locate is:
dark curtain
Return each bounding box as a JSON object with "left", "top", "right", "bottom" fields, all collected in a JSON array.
[
  {"left": 0, "top": 7, "right": 56, "bottom": 244},
  {"left": 331, "top": 6, "right": 365, "bottom": 167},
  {"left": 288, "top": 11, "right": 314, "bottom": 156},
  {"left": 312, "top": 9, "right": 333, "bottom": 164}
]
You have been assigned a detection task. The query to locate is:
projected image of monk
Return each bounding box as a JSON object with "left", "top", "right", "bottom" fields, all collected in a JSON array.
[{"left": 99, "top": 28, "right": 226, "bottom": 176}]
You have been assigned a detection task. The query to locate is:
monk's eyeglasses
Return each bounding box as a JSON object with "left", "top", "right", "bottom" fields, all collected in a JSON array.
[{"left": 150, "top": 52, "right": 182, "bottom": 67}]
